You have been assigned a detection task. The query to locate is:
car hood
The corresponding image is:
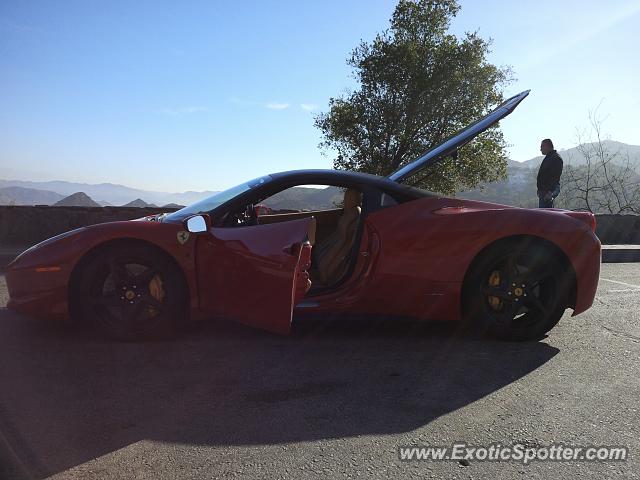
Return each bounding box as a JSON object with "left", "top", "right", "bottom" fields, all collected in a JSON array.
[
  {"left": 389, "top": 90, "right": 530, "bottom": 183},
  {"left": 10, "top": 227, "right": 88, "bottom": 264}
]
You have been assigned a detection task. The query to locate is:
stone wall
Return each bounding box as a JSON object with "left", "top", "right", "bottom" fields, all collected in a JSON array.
[
  {"left": 0, "top": 205, "right": 638, "bottom": 248},
  {"left": 0, "top": 205, "right": 179, "bottom": 247}
]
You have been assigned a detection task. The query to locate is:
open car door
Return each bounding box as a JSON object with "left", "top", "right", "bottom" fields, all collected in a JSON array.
[
  {"left": 389, "top": 90, "right": 530, "bottom": 183},
  {"left": 196, "top": 217, "right": 315, "bottom": 334}
]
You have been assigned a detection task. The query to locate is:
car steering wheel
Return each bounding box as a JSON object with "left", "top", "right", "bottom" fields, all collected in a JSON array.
[
  {"left": 243, "top": 204, "right": 258, "bottom": 226},
  {"left": 223, "top": 204, "right": 257, "bottom": 227}
]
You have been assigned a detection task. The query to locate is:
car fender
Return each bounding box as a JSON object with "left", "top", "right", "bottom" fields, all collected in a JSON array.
[
  {"left": 361, "top": 197, "right": 600, "bottom": 319},
  {"left": 7, "top": 220, "right": 199, "bottom": 320}
]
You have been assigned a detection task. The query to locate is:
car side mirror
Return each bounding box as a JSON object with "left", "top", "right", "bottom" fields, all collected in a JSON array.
[{"left": 185, "top": 214, "right": 210, "bottom": 233}]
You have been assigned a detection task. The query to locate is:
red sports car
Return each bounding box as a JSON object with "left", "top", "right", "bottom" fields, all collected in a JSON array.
[{"left": 5, "top": 91, "right": 601, "bottom": 341}]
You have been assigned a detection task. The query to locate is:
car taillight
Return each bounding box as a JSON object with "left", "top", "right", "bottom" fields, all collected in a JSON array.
[{"left": 565, "top": 211, "right": 597, "bottom": 232}]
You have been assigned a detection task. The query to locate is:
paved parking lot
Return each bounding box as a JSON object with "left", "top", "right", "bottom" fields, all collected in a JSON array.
[{"left": 0, "top": 264, "right": 639, "bottom": 479}]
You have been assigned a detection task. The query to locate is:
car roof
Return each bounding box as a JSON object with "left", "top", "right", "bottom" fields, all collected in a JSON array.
[
  {"left": 163, "top": 168, "right": 434, "bottom": 223},
  {"left": 267, "top": 169, "right": 426, "bottom": 197}
]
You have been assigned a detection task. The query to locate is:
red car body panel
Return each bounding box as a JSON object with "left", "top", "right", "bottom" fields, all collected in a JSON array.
[
  {"left": 296, "top": 197, "right": 600, "bottom": 322},
  {"left": 6, "top": 216, "right": 315, "bottom": 333},
  {"left": 195, "top": 218, "right": 314, "bottom": 334},
  {"left": 6, "top": 196, "right": 600, "bottom": 335},
  {"left": 6, "top": 221, "right": 200, "bottom": 322}
]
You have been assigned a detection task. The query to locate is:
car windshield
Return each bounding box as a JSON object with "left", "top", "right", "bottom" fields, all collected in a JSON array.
[{"left": 164, "top": 175, "right": 272, "bottom": 220}]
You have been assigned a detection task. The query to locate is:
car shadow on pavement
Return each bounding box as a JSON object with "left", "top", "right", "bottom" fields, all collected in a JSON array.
[{"left": 0, "top": 310, "right": 558, "bottom": 479}]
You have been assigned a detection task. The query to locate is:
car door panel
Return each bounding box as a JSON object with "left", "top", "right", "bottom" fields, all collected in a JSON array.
[{"left": 196, "top": 217, "right": 316, "bottom": 334}]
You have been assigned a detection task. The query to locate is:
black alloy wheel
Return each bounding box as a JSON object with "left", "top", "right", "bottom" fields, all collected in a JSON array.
[
  {"left": 76, "top": 244, "right": 186, "bottom": 340},
  {"left": 464, "top": 243, "right": 569, "bottom": 341}
]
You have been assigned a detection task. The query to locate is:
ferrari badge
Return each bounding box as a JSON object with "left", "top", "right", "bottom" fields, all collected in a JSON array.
[{"left": 177, "top": 230, "right": 190, "bottom": 245}]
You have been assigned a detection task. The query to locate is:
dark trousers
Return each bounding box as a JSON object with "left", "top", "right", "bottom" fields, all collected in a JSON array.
[{"left": 538, "top": 196, "right": 554, "bottom": 208}]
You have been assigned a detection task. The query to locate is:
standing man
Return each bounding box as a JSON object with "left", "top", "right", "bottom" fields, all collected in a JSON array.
[{"left": 537, "top": 139, "right": 563, "bottom": 208}]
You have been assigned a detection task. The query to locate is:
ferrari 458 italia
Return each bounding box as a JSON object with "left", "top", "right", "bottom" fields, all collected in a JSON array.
[{"left": 6, "top": 91, "right": 601, "bottom": 341}]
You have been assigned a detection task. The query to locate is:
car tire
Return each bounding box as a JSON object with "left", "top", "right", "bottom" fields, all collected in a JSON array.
[
  {"left": 75, "top": 243, "right": 187, "bottom": 341},
  {"left": 462, "top": 241, "right": 570, "bottom": 341}
]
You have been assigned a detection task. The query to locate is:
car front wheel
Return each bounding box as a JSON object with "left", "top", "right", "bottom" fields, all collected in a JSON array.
[{"left": 75, "top": 244, "right": 187, "bottom": 341}]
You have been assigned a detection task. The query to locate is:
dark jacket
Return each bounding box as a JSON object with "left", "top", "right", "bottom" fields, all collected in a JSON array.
[{"left": 537, "top": 150, "right": 563, "bottom": 193}]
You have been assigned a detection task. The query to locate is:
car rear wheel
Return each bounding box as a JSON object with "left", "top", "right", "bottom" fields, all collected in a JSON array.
[
  {"left": 463, "top": 242, "right": 569, "bottom": 341},
  {"left": 75, "top": 244, "right": 187, "bottom": 341}
]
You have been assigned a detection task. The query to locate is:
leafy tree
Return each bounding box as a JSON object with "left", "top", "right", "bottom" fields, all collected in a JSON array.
[{"left": 315, "top": 0, "right": 512, "bottom": 193}]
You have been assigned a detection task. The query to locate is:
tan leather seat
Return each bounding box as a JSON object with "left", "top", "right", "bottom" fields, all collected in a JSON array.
[{"left": 314, "top": 188, "right": 362, "bottom": 285}]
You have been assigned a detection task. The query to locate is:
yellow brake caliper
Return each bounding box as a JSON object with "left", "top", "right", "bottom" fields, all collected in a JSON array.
[
  {"left": 488, "top": 270, "right": 502, "bottom": 310},
  {"left": 147, "top": 274, "right": 165, "bottom": 317}
]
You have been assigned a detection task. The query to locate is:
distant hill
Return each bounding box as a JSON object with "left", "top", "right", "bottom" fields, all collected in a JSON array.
[
  {"left": 458, "top": 140, "right": 640, "bottom": 209},
  {"left": 0, "top": 179, "right": 217, "bottom": 206},
  {"left": 54, "top": 192, "right": 101, "bottom": 207},
  {"left": 0, "top": 190, "right": 12, "bottom": 205},
  {"left": 0, "top": 186, "right": 65, "bottom": 205},
  {"left": 162, "top": 203, "right": 185, "bottom": 209},
  {"left": 457, "top": 163, "right": 539, "bottom": 208},
  {"left": 2, "top": 140, "right": 638, "bottom": 211},
  {"left": 122, "top": 198, "right": 158, "bottom": 208},
  {"left": 262, "top": 186, "right": 344, "bottom": 211},
  {"left": 518, "top": 140, "right": 640, "bottom": 169}
]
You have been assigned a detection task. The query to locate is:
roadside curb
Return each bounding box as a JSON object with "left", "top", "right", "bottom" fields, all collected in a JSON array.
[{"left": 601, "top": 245, "right": 640, "bottom": 263}]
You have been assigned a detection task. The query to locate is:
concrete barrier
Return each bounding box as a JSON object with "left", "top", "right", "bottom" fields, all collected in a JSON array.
[
  {"left": 0, "top": 205, "right": 178, "bottom": 248},
  {"left": 595, "top": 214, "right": 640, "bottom": 245},
  {"left": 601, "top": 245, "right": 640, "bottom": 263},
  {"left": 0, "top": 207, "right": 638, "bottom": 267}
]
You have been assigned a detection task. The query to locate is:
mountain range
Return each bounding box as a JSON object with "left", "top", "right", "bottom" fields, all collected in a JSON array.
[
  {"left": 1, "top": 140, "right": 638, "bottom": 209},
  {"left": 0, "top": 179, "right": 216, "bottom": 207},
  {"left": 263, "top": 186, "right": 344, "bottom": 211},
  {"left": 512, "top": 140, "right": 640, "bottom": 169},
  {"left": 0, "top": 186, "right": 65, "bottom": 206},
  {"left": 53, "top": 192, "right": 101, "bottom": 207},
  {"left": 459, "top": 140, "right": 640, "bottom": 208}
]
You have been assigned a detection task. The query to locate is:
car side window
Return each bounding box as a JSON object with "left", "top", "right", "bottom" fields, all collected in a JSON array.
[
  {"left": 380, "top": 193, "right": 398, "bottom": 207},
  {"left": 259, "top": 184, "right": 344, "bottom": 213},
  {"left": 216, "top": 184, "right": 348, "bottom": 228}
]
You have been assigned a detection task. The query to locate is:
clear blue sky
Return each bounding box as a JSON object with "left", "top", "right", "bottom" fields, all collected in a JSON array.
[{"left": 1, "top": 0, "right": 639, "bottom": 192}]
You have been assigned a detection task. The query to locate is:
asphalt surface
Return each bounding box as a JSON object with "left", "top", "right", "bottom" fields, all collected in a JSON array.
[{"left": 0, "top": 265, "right": 638, "bottom": 479}]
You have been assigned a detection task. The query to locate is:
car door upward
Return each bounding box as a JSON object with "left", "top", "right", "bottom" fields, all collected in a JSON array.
[{"left": 388, "top": 90, "right": 530, "bottom": 183}]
